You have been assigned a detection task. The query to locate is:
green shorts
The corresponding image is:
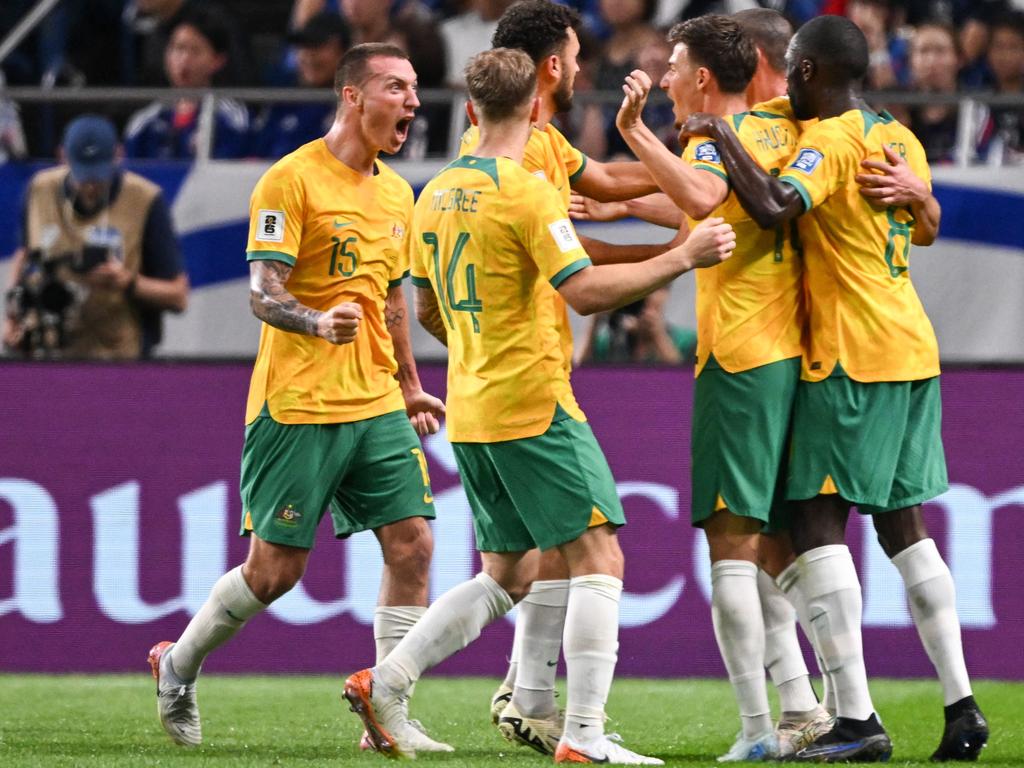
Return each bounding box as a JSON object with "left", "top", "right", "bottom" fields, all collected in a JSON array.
[
  {"left": 239, "top": 407, "right": 435, "bottom": 549},
  {"left": 691, "top": 356, "right": 800, "bottom": 528},
  {"left": 452, "top": 408, "right": 625, "bottom": 553},
  {"left": 786, "top": 372, "right": 948, "bottom": 512}
]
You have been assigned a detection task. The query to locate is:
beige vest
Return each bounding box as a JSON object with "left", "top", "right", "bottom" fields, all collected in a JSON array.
[{"left": 25, "top": 168, "right": 159, "bottom": 359}]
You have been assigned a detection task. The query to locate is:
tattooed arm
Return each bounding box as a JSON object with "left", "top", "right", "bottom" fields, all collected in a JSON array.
[
  {"left": 414, "top": 285, "right": 448, "bottom": 347},
  {"left": 387, "top": 283, "right": 444, "bottom": 435},
  {"left": 249, "top": 259, "right": 361, "bottom": 344}
]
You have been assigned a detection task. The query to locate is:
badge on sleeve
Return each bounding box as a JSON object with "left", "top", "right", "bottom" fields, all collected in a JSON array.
[
  {"left": 256, "top": 209, "right": 285, "bottom": 242},
  {"left": 790, "top": 148, "right": 824, "bottom": 175},
  {"left": 548, "top": 218, "right": 582, "bottom": 253},
  {"left": 694, "top": 141, "right": 721, "bottom": 164}
]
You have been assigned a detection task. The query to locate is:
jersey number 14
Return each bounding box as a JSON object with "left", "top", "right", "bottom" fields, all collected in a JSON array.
[{"left": 422, "top": 231, "right": 483, "bottom": 333}]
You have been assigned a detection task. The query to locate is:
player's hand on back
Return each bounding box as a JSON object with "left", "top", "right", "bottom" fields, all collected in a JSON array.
[
  {"left": 856, "top": 144, "right": 929, "bottom": 207},
  {"left": 616, "top": 69, "right": 654, "bottom": 134},
  {"left": 679, "top": 217, "right": 735, "bottom": 269},
  {"left": 318, "top": 302, "right": 362, "bottom": 345},
  {"left": 569, "top": 193, "right": 628, "bottom": 223},
  {"left": 404, "top": 388, "right": 445, "bottom": 436}
]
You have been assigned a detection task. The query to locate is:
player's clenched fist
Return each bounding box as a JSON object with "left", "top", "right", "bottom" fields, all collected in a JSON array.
[
  {"left": 317, "top": 302, "right": 362, "bottom": 345},
  {"left": 679, "top": 217, "right": 736, "bottom": 269}
]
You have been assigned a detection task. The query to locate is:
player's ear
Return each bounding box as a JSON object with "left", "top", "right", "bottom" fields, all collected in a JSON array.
[
  {"left": 342, "top": 84, "right": 362, "bottom": 108},
  {"left": 800, "top": 58, "right": 814, "bottom": 83},
  {"left": 466, "top": 99, "right": 479, "bottom": 127},
  {"left": 542, "top": 53, "right": 560, "bottom": 84}
]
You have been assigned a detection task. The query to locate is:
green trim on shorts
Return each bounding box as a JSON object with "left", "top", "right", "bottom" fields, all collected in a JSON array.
[
  {"left": 550, "top": 258, "right": 591, "bottom": 289},
  {"left": 786, "top": 374, "right": 948, "bottom": 511},
  {"left": 240, "top": 408, "right": 434, "bottom": 549},
  {"left": 691, "top": 356, "right": 799, "bottom": 528},
  {"left": 247, "top": 250, "right": 296, "bottom": 266},
  {"left": 453, "top": 411, "right": 624, "bottom": 552}
]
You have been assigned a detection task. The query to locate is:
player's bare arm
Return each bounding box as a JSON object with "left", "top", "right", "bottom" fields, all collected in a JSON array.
[
  {"left": 414, "top": 285, "right": 448, "bottom": 347},
  {"left": 681, "top": 112, "right": 803, "bottom": 229},
  {"left": 615, "top": 70, "right": 728, "bottom": 219},
  {"left": 557, "top": 217, "right": 734, "bottom": 316},
  {"left": 386, "top": 283, "right": 444, "bottom": 436},
  {"left": 249, "top": 260, "right": 361, "bottom": 344},
  {"left": 572, "top": 158, "right": 660, "bottom": 203},
  {"left": 570, "top": 192, "right": 684, "bottom": 230},
  {"left": 856, "top": 145, "right": 941, "bottom": 245}
]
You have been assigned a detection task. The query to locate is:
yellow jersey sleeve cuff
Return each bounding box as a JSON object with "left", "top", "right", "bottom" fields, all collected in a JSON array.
[
  {"left": 410, "top": 275, "right": 432, "bottom": 288},
  {"left": 247, "top": 250, "right": 296, "bottom": 266},
  {"left": 388, "top": 270, "right": 410, "bottom": 288},
  {"left": 550, "top": 257, "right": 591, "bottom": 289},
  {"left": 779, "top": 177, "right": 812, "bottom": 213},
  {"left": 693, "top": 164, "right": 729, "bottom": 185},
  {"left": 568, "top": 153, "right": 588, "bottom": 184}
]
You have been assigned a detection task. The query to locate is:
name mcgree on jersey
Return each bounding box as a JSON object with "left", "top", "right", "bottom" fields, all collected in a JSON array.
[{"left": 791, "top": 148, "right": 824, "bottom": 175}]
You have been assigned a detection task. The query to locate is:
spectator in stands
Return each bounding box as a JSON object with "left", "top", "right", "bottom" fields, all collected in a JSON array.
[
  {"left": 0, "top": 94, "right": 27, "bottom": 163},
  {"left": 441, "top": 0, "right": 516, "bottom": 88},
  {"left": 250, "top": 12, "right": 349, "bottom": 158},
  {"left": 976, "top": 12, "right": 1024, "bottom": 165},
  {"left": 846, "top": 0, "right": 909, "bottom": 89},
  {"left": 576, "top": 288, "right": 696, "bottom": 365},
  {"left": 578, "top": 0, "right": 668, "bottom": 159},
  {"left": 122, "top": 0, "right": 252, "bottom": 86},
  {"left": 124, "top": 7, "right": 249, "bottom": 160},
  {"left": 3, "top": 115, "right": 188, "bottom": 359},
  {"left": 905, "top": 20, "right": 961, "bottom": 164}
]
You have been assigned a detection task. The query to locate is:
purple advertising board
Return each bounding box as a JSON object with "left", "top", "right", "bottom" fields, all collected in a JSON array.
[{"left": 1, "top": 362, "right": 1022, "bottom": 678}]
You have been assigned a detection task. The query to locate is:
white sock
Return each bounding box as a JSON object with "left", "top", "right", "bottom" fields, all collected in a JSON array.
[
  {"left": 374, "top": 606, "right": 426, "bottom": 663},
  {"left": 563, "top": 574, "right": 622, "bottom": 744},
  {"left": 891, "top": 538, "right": 972, "bottom": 705},
  {"left": 375, "top": 572, "right": 513, "bottom": 694},
  {"left": 759, "top": 568, "right": 818, "bottom": 715},
  {"left": 798, "top": 545, "right": 874, "bottom": 721},
  {"left": 171, "top": 565, "right": 266, "bottom": 681},
  {"left": 511, "top": 579, "right": 569, "bottom": 717},
  {"left": 711, "top": 561, "right": 772, "bottom": 739},
  {"left": 502, "top": 631, "right": 520, "bottom": 689},
  {"left": 778, "top": 561, "right": 835, "bottom": 714}
]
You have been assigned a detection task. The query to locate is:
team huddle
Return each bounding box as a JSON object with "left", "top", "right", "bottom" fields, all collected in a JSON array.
[{"left": 145, "top": 1, "right": 989, "bottom": 764}]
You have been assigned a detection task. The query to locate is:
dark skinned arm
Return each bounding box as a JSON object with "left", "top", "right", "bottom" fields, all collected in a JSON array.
[{"left": 681, "top": 113, "right": 805, "bottom": 230}]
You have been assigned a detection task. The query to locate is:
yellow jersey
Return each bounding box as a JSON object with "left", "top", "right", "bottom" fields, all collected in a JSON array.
[
  {"left": 460, "top": 123, "right": 586, "bottom": 370},
  {"left": 683, "top": 107, "right": 805, "bottom": 375},
  {"left": 244, "top": 139, "right": 412, "bottom": 424},
  {"left": 778, "top": 109, "right": 939, "bottom": 382},
  {"left": 410, "top": 155, "right": 590, "bottom": 443}
]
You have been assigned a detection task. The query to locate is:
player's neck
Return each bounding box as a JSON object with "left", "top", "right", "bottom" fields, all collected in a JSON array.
[
  {"left": 706, "top": 91, "right": 749, "bottom": 119},
  {"left": 534, "top": 91, "right": 557, "bottom": 130},
  {"left": 474, "top": 120, "right": 532, "bottom": 164},
  {"left": 323, "top": 121, "right": 379, "bottom": 176},
  {"left": 746, "top": 70, "right": 787, "bottom": 107},
  {"left": 816, "top": 86, "right": 864, "bottom": 120}
]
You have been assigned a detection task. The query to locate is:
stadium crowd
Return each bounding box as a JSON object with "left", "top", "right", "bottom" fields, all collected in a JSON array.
[{"left": 1, "top": 0, "right": 1023, "bottom": 164}]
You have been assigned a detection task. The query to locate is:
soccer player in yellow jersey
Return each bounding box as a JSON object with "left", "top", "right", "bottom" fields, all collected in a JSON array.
[
  {"left": 146, "top": 43, "right": 451, "bottom": 754},
  {"left": 682, "top": 15, "right": 988, "bottom": 762},
  {"left": 610, "top": 15, "right": 820, "bottom": 762},
  {"left": 342, "top": 47, "right": 735, "bottom": 764},
  {"left": 462, "top": 2, "right": 676, "bottom": 746}
]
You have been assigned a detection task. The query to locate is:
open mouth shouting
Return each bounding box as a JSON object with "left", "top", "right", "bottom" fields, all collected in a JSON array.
[{"left": 395, "top": 115, "right": 415, "bottom": 145}]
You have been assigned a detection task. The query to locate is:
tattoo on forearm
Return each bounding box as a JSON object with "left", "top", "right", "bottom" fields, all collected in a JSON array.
[
  {"left": 249, "top": 261, "right": 321, "bottom": 337},
  {"left": 385, "top": 305, "right": 405, "bottom": 331}
]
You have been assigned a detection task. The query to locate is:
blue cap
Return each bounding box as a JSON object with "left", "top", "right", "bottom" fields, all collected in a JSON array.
[{"left": 62, "top": 115, "right": 118, "bottom": 183}]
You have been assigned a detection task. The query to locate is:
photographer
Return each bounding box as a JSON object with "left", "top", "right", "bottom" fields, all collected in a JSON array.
[
  {"left": 575, "top": 287, "right": 696, "bottom": 366},
  {"left": 3, "top": 115, "right": 189, "bottom": 359}
]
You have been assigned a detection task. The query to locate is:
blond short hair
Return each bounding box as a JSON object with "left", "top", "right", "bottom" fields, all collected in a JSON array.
[{"left": 464, "top": 48, "right": 537, "bottom": 122}]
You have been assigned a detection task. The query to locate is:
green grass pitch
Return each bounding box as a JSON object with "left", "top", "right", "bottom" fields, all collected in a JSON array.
[{"left": 0, "top": 676, "right": 1020, "bottom": 766}]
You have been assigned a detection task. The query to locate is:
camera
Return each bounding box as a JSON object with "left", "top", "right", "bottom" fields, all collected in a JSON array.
[{"left": 5, "top": 248, "right": 78, "bottom": 357}]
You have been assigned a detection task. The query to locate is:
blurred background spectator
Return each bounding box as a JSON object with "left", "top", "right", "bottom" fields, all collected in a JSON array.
[
  {"left": 441, "top": 0, "right": 516, "bottom": 88},
  {"left": 123, "top": 7, "right": 249, "bottom": 159},
  {"left": 4, "top": 115, "right": 188, "bottom": 359},
  {"left": 975, "top": 11, "right": 1024, "bottom": 164},
  {"left": 250, "top": 11, "right": 349, "bottom": 158},
  {"left": 846, "top": 0, "right": 909, "bottom": 89},
  {"left": 576, "top": 288, "right": 697, "bottom": 366}
]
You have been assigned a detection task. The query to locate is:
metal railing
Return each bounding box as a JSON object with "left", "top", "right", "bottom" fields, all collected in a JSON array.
[{"left": 2, "top": 85, "right": 1022, "bottom": 166}]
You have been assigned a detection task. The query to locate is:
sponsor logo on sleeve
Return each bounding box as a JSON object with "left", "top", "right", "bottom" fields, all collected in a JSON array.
[
  {"left": 548, "top": 218, "right": 582, "bottom": 253},
  {"left": 694, "top": 141, "right": 720, "bottom": 164},
  {"left": 790, "top": 148, "right": 824, "bottom": 175},
  {"left": 256, "top": 209, "right": 285, "bottom": 242}
]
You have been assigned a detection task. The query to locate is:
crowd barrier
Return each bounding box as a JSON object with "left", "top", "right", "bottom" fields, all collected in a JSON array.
[{"left": 1, "top": 362, "right": 1021, "bottom": 678}]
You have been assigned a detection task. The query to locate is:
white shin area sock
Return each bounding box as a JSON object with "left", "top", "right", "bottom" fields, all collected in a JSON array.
[
  {"left": 511, "top": 579, "right": 569, "bottom": 717},
  {"left": 891, "top": 538, "right": 972, "bottom": 705},
  {"left": 758, "top": 568, "right": 818, "bottom": 714},
  {"left": 374, "top": 606, "right": 427, "bottom": 663},
  {"left": 171, "top": 565, "right": 266, "bottom": 680},
  {"left": 563, "top": 574, "right": 622, "bottom": 744},
  {"left": 375, "top": 572, "right": 513, "bottom": 694},
  {"left": 712, "top": 560, "right": 772, "bottom": 738},
  {"left": 778, "top": 561, "right": 835, "bottom": 714},
  {"left": 798, "top": 545, "right": 874, "bottom": 721}
]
